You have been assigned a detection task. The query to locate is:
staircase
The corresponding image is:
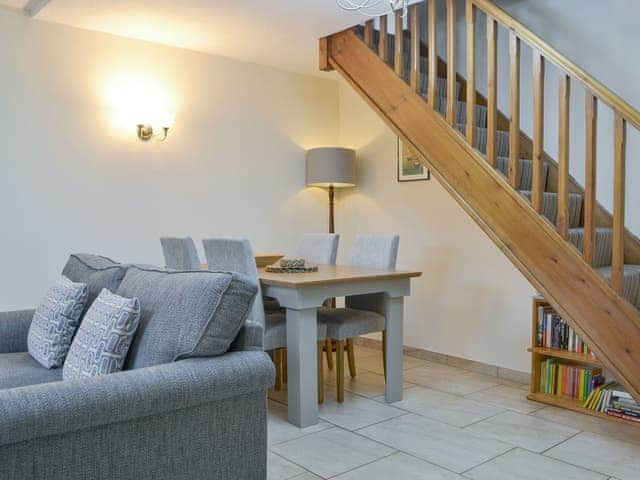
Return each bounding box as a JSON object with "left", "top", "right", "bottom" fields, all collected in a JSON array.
[{"left": 320, "top": 0, "right": 640, "bottom": 401}]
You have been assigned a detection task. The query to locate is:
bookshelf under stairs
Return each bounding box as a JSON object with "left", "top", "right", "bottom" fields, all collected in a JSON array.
[
  {"left": 529, "top": 296, "right": 640, "bottom": 426},
  {"left": 320, "top": 0, "right": 640, "bottom": 414}
]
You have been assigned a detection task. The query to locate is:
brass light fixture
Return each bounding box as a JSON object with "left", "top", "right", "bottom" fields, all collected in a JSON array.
[
  {"left": 136, "top": 111, "right": 174, "bottom": 142},
  {"left": 137, "top": 124, "right": 170, "bottom": 142}
]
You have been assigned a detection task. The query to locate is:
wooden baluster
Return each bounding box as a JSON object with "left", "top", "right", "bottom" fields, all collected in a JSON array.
[
  {"left": 394, "top": 9, "right": 404, "bottom": 78},
  {"left": 410, "top": 4, "right": 420, "bottom": 92},
  {"left": 364, "top": 19, "right": 374, "bottom": 48},
  {"left": 583, "top": 93, "right": 597, "bottom": 266},
  {"left": 427, "top": 0, "right": 438, "bottom": 109},
  {"left": 465, "top": 0, "right": 476, "bottom": 145},
  {"left": 532, "top": 51, "right": 545, "bottom": 213},
  {"left": 446, "top": 0, "right": 456, "bottom": 125},
  {"left": 612, "top": 113, "right": 627, "bottom": 294},
  {"left": 379, "top": 15, "right": 388, "bottom": 63},
  {"left": 557, "top": 74, "right": 570, "bottom": 239},
  {"left": 509, "top": 31, "right": 521, "bottom": 188},
  {"left": 486, "top": 15, "right": 498, "bottom": 167}
]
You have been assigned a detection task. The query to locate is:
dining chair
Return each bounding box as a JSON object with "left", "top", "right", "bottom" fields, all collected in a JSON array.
[
  {"left": 202, "top": 237, "right": 328, "bottom": 402},
  {"left": 318, "top": 234, "right": 400, "bottom": 402},
  {"left": 160, "top": 237, "right": 201, "bottom": 270}
]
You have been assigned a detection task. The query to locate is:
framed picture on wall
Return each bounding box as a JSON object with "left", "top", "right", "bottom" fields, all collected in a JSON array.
[{"left": 397, "top": 138, "right": 430, "bottom": 182}]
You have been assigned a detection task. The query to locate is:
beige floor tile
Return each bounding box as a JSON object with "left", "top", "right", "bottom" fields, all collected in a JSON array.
[
  {"left": 357, "top": 413, "right": 512, "bottom": 473},
  {"left": 326, "top": 370, "right": 414, "bottom": 398},
  {"left": 268, "top": 400, "right": 332, "bottom": 446},
  {"left": 378, "top": 386, "right": 504, "bottom": 427},
  {"left": 404, "top": 365, "right": 500, "bottom": 396},
  {"left": 466, "top": 411, "right": 579, "bottom": 452},
  {"left": 530, "top": 406, "right": 640, "bottom": 446},
  {"left": 467, "top": 385, "right": 545, "bottom": 414},
  {"left": 466, "top": 448, "right": 607, "bottom": 480},
  {"left": 333, "top": 452, "right": 465, "bottom": 479},
  {"left": 354, "top": 352, "right": 431, "bottom": 375},
  {"left": 353, "top": 345, "right": 380, "bottom": 359},
  {"left": 545, "top": 432, "right": 640, "bottom": 480},
  {"left": 318, "top": 391, "right": 406, "bottom": 430},
  {"left": 271, "top": 427, "right": 395, "bottom": 478},
  {"left": 268, "top": 452, "right": 306, "bottom": 480}
]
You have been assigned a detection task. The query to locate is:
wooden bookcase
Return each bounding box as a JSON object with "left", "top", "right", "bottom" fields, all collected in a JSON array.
[{"left": 528, "top": 296, "right": 638, "bottom": 426}]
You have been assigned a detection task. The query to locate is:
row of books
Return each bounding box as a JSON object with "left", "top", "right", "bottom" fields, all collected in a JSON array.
[
  {"left": 584, "top": 383, "right": 640, "bottom": 423},
  {"left": 537, "top": 306, "right": 596, "bottom": 358},
  {"left": 539, "top": 358, "right": 604, "bottom": 402}
]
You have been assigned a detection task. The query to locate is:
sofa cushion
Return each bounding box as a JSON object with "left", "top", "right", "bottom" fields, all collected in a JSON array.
[
  {"left": 62, "top": 254, "right": 128, "bottom": 314},
  {"left": 0, "top": 352, "right": 63, "bottom": 390},
  {"left": 63, "top": 289, "right": 141, "bottom": 380},
  {"left": 27, "top": 276, "right": 88, "bottom": 369},
  {"left": 117, "top": 267, "right": 258, "bottom": 369}
]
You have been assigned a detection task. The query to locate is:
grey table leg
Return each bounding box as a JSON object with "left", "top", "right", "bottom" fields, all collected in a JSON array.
[
  {"left": 286, "top": 307, "right": 319, "bottom": 427},
  {"left": 384, "top": 295, "right": 404, "bottom": 403}
]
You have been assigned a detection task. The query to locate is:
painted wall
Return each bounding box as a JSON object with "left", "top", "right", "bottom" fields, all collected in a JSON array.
[
  {"left": 0, "top": 8, "right": 339, "bottom": 310},
  {"left": 336, "top": 79, "right": 535, "bottom": 372}
]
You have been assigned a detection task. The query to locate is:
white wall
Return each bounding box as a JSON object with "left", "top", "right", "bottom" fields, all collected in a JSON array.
[
  {"left": 0, "top": 8, "right": 339, "bottom": 310},
  {"left": 336, "top": 79, "right": 535, "bottom": 372}
]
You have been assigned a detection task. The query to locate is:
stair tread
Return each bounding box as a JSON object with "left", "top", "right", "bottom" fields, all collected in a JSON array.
[
  {"left": 519, "top": 190, "right": 583, "bottom": 228},
  {"left": 568, "top": 228, "right": 614, "bottom": 268},
  {"left": 596, "top": 265, "right": 640, "bottom": 309}
]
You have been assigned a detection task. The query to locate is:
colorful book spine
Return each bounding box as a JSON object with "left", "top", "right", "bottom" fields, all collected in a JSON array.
[
  {"left": 536, "top": 307, "right": 597, "bottom": 359},
  {"left": 539, "top": 359, "right": 603, "bottom": 401}
]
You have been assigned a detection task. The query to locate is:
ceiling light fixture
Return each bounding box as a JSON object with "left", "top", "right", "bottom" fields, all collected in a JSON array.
[{"left": 336, "top": 0, "right": 409, "bottom": 18}]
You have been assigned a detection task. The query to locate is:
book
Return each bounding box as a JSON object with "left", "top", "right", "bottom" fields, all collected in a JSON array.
[
  {"left": 536, "top": 306, "right": 597, "bottom": 359},
  {"left": 539, "top": 359, "right": 603, "bottom": 401}
]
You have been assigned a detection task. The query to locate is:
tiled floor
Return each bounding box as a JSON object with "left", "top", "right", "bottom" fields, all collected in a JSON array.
[{"left": 267, "top": 346, "right": 640, "bottom": 480}]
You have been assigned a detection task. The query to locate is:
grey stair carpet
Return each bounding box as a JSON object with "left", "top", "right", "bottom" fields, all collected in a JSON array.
[
  {"left": 456, "top": 123, "right": 510, "bottom": 158},
  {"left": 568, "top": 228, "right": 613, "bottom": 268},
  {"left": 519, "top": 190, "right": 583, "bottom": 228},
  {"left": 496, "top": 157, "right": 549, "bottom": 191},
  {"left": 597, "top": 265, "right": 640, "bottom": 309}
]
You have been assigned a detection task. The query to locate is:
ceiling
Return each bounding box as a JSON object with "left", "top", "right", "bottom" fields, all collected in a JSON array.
[{"left": 1, "top": 0, "right": 367, "bottom": 75}]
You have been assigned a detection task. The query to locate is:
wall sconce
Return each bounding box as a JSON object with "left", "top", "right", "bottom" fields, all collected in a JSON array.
[{"left": 136, "top": 112, "right": 175, "bottom": 142}]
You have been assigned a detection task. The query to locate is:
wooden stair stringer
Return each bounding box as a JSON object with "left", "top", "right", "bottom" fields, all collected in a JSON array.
[{"left": 326, "top": 29, "right": 640, "bottom": 401}]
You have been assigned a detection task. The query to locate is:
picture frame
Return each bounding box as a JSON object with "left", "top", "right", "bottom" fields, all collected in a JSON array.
[{"left": 397, "top": 138, "right": 430, "bottom": 182}]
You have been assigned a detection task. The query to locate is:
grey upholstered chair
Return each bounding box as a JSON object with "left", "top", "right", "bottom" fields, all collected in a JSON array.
[
  {"left": 202, "top": 237, "right": 328, "bottom": 401},
  {"left": 319, "top": 234, "right": 400, "bottom": 402},
  {"left": 160, "top": 237, "right": 201, "bottom": 270}
]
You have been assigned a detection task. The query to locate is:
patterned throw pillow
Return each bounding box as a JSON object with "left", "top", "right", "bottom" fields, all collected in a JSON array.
[
  {"left": 28, "top": 276, "right": 88, "bottom": 369},
  {"left": 63, "top": 288, "right": 141, "bottom": 380}
]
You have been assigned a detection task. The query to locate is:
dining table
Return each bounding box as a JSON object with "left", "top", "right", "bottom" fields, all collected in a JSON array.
[{"left": 259, "top": 264, "right": 422, "bottom": 427}]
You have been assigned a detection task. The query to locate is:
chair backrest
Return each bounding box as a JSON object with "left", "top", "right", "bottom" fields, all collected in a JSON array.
[
  {"left": 298, "top": 233, "right": 340, "bottom": 265},
  {"left": 160, "top": 237, "right": 201, "bottom": 270},
  {"left": 350, "top": 234, "right": 400, "bottom": 270},
  {"left": 202, "top": 237, "right": 264, "bottom": 327}
]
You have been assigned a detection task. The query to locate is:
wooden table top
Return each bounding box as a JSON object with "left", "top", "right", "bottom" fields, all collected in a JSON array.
[{"left": 258, "top": 264, "right": 422, "bottom": 288}]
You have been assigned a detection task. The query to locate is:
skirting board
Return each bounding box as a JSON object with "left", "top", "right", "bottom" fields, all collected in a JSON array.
[{"left": 354, "top": 337, "right": 530, "bottom": 385}]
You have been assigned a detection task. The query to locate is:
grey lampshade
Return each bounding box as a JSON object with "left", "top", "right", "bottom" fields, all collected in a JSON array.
[{"left": 306, "top": 147, "right": 356, "bottom": 188}]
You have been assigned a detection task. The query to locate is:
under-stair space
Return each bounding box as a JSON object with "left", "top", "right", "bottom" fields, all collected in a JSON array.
[{"left": 322, "top": 0, "right": 640, "bottom": 402}]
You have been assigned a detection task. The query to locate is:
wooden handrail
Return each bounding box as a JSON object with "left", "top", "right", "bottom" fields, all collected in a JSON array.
[{"left": 470, "top": 0, "right": 640, "bottom": 130}]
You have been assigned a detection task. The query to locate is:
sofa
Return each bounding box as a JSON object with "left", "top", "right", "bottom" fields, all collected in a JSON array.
[{"left": 0, "top": 254, "right": 274, "bottom": 480}]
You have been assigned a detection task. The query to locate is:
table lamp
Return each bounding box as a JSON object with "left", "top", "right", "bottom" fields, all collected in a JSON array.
[{"left": 306, "top": 147, "right": 356, "bottom": 233}]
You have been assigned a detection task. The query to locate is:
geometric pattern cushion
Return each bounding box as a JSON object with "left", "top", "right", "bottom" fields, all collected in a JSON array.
[
  {"left": 63, "top": 289, "right": 141, "bottom": 380},
  {"left": 27, "top": 276, "right": 88, "bottom": 369}
]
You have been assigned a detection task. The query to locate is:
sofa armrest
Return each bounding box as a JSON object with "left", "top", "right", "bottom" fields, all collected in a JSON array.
[
  {"left": 0, "top": 309, "right": 34, "bottom": 354},
  {"left": 0, "top": 351, "right": 274, "bottom": 447}
]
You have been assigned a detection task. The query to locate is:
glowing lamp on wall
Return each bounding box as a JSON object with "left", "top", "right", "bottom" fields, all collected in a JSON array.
[{"left": 137, "top": 111, "right": 175, "bottom": 142}]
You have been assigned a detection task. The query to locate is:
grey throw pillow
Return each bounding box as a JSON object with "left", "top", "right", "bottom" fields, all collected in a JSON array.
[
  {"left": 63, "top": 289, "right": 141, "bottom": 380},
  {"left": 62, "top": 254, "right": 129, "bottom": 315},
  {"left": 117, "top": 267, "right": 258, "bottom": 369},
  {"left": 28, "top": 276, "right": 88, "bottom": 369}
]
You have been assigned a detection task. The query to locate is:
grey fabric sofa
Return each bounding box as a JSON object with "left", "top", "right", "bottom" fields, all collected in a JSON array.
[{"left": 0, "top": 254, "right": 274, "bottom": 480}]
